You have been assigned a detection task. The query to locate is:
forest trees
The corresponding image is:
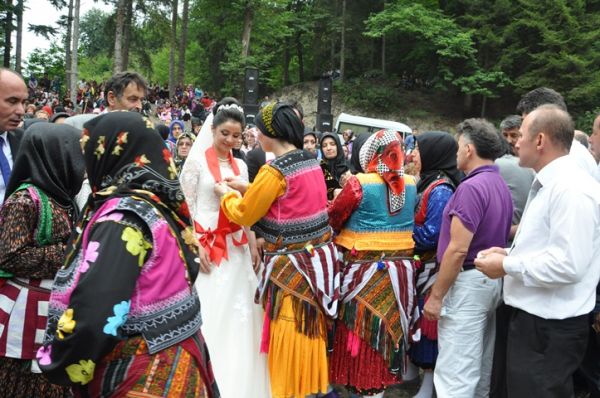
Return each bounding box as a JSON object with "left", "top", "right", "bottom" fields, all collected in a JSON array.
[{"left": 2, "top": 0, "right": 600, "bottom": 122}]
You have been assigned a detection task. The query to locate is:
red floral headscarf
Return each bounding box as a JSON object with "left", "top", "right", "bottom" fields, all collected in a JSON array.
[{"left": 359, "top": 129, "right": 406, "bottom": 213}]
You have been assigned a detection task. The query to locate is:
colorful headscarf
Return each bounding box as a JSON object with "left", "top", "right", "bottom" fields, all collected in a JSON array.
[
  {"left": 255, "top": 102, "right": 304, "bottom": 149},
  {"left": 175, "top": 132, "right": 196, "bottom": 161},
  {"left": 168, "top": 119, "right": 185, "bottom": 143},
  {"left": 359, "top": 129, "right": 406, "bottom": 213}
]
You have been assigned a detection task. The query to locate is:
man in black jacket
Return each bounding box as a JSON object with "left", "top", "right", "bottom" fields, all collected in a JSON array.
[{"left": 0, "top": 68, "right": 27, "bottom": 205}]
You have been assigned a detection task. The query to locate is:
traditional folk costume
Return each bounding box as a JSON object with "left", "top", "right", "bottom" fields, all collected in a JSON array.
[
  {"left": 328, "top": 130, "right": 419, "bottom": 397},
  {"left": 0, "top": 124, "right": 86, "bottom": 398},
  {"left": 180, "top": 110, "right": 271, "bottom": 398},
  {"left": 38, "top": 112, "right": 219, "bottom": 398},
  {"left": 220, "top": 103, "right": 340, "bottom": 398},
  {"left": 409, "top": 132, "right": 461, "bottom": 372}
]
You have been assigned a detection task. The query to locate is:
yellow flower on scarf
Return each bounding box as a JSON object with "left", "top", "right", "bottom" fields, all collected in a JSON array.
[
  {"left": 66, "top": 359, "right": 95, "bottom": 385},
  {"left": 121, "top": 227, "right": 153, "bottom": 267},
  {"left": 57, "top": 309, "right": 76, "bottom": 340},
  {"left": 182, "top": 226, "right": 196, "bottom": 246},
  {"left": 94, "top": 136, "right": 105, "bottom": 160},
  {"left": 143, "top": 117, "right": 155, "bottom": 130},
  {"left": 167, "top": 160, "right": 178, "bottom": 179}
]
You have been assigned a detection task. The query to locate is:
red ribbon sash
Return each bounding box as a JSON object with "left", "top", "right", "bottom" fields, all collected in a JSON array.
[{"left": 195, "top": 146, "right": 247, "bottom": 265}]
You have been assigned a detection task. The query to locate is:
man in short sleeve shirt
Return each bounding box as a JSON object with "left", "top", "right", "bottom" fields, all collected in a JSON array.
[{"left": 424, "top": 119, "right": 513, "bottom": 397}]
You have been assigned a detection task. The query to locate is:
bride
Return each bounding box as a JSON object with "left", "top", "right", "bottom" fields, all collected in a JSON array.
[{"left": 180, "top": 97, "right": 271, "bottom": 398}]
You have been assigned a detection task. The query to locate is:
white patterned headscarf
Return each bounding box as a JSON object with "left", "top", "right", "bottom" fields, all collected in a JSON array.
[{"left": 359, "top": 129, "right": 406, "bottom": 213}]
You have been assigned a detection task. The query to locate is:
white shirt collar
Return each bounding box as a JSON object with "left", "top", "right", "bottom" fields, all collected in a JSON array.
[{"left": 535, "top": 154, "right": 571, "bottom": 188}]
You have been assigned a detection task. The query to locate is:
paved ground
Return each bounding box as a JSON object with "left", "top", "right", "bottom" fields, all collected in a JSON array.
[{"left": 333, "top": 380, "right": 420, "bottom": 397}]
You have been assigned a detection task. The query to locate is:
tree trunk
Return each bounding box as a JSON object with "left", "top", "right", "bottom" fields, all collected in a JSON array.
[
  {"left": 381, "top": 36, "right": 386, "bottom": 77},
  {"left": 113, "top": 0, "right": 126, "bottom": 73},
  {"left": 283, "top": 38, "right": 290, "bottom": 86},
  {"left": 339, "top": 0, "right": 346, "bottom": 81},
  {"left": 177, "top": 0, "right": 189, "bottom": 84},
  {"left": 168, "top": 0, "right": 178, "bottom": 99},
  {"left": 480, "top": 95, "right": 487, "bottom": 117},
  {"left": 69, "top": 0, "right": 80, "bottom": 106},
  {"left": 3, "top": 0, "right": 13, "bottom": 67},
  {"left": 296, "top": 32, "right": 304, "bottom": 82},
  {"left": 241, "top": 0, "right": 253, "bottom": 59},
  {"left": 15, "top": 0, "right": 23, "bottom": 72},
  {"left": 122, "top": 0, "right": 133, "bottom": 70},
  {"left": 64, "top": 0, "right": 73, "bottom": 89}
]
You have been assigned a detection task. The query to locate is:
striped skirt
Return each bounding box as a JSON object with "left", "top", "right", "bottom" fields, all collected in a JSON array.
[
  {"left": 329, "top": 249, "right": 418, "bottom": 394},
  {"left": 259, "top": 233, "right": 340, "bottom": 398}
]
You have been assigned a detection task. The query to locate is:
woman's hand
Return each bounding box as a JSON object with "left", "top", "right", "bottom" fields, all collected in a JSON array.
[
  {"left": 224, "top": 177, "right": 249, "bottom": 194},
  {"left": 339, "top": 171, "right": 352, "bottom": 187},
  {"left": 247, "top": 230, "right": 263, "bottom": 274},
  {"left": 214, "top": 182, "right": 230, "bottom": 197},
  {"left": 197, "top": 244, "right": 212, "bottom": 273}
]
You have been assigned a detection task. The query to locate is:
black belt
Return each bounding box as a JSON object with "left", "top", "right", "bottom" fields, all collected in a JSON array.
[{"left": 461, "top": 263, "right": 476, "bottom": 272}]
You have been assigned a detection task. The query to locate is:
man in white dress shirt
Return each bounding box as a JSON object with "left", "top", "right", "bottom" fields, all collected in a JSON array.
[
  {"left": 475, "top": 105, "right": 600, "bottom": 397},
  {"left": 0, "top": 68, "right": 28, "bottom": 206}
]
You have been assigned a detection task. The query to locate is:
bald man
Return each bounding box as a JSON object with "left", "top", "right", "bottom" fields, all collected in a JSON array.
[
  {"left": 476, "top": 105, "right": 600, "bottom": 398},
  {"left": 0, "top": 68, "right": 27, "bottom": 205}
]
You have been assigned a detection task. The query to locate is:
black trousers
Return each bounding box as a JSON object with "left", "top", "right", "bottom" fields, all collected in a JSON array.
[
  {"left": 577, "top": 314, "right": 600, "bottom": 398},
  {"left": 506, "top": 306, "right": 589, "bottom": 398},
  {"left": 490, "top": 303, "right": 510, "bottom": 398}
]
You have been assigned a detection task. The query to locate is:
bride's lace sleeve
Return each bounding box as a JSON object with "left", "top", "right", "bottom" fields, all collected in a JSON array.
[
  {"left": 179, "top": 153, "right": 203, "bottom": 220},
  {"left": 236, "top": 159, "right": 249, "bottom": 183}
]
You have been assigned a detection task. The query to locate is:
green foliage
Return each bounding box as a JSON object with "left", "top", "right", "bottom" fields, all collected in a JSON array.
[
  {"left": 79, "top": 8, "right": 113, "bottom": 58},
  {"left": 26, "top": 0, "right": 600, "bottom": 122},
  {"left": 334, "top": 76, "right": 405, "bottom": 112},
  {"left": 79, "top": 53, "right": 113, "bottom": 81},
  {"left": 24, "top": 43, "right": 65, "bottom": 79},
  {"left": 575, "top": 108, "right": 600, "bottom": 135}
]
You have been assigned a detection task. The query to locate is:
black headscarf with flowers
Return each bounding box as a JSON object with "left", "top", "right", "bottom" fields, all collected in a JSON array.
[{"left": 78, "top": 111, "right": 198, "bottom": 279}]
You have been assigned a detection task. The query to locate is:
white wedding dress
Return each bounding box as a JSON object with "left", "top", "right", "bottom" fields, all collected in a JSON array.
[{"left": 180, "top": 152, "right": 271, "bottom": 398}]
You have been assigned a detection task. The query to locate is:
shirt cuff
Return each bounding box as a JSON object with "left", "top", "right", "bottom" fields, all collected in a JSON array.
[{"left": 503, "top": 255, "right": 522, "bottom": 275}]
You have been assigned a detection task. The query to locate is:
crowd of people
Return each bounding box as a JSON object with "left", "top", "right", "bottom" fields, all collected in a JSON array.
[{"left": 0, "top": 66, "right": 599, "bottom": 398}]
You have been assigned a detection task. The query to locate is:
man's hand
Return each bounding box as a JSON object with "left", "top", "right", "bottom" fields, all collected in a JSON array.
[
  {"left": 478, "top": 247, "right": 508, "bottom": 257},
  {"left": 474, "top": 252, "right": 507, "bottom": 279},
  {"left": 423, "top": 295, "right": 443, "bottom": 321}
]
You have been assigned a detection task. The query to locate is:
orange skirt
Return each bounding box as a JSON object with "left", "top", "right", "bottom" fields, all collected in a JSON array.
[{"left": 268, "top": 294, "right": 329, "bottom": 398}]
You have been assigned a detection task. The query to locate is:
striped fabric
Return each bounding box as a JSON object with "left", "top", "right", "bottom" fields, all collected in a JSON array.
[
  {"left": 341, "top": 257, "right": 419, "bottom": 348},
  {"left": 258, "top": 240, "right": 341, "bottom": 319},
  {"left": 0, "top": 278, "right": 53, "bottom": 360}
]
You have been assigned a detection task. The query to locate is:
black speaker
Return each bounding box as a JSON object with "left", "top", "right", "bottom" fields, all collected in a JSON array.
[
  {"left": 243, "top": 104, "right": 260, "bottom": 125},
  {"left": 317, "top": 77, "right": 333, "bottom": 114},
  {"left": 317, "top": 113, "right": 334, "bottom": 132},
  {"left": 243, "top": 68, "right": 259, "bottom": 105}
]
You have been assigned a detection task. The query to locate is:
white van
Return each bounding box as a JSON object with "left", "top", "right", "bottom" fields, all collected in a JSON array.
[{"left": 335, "top": 112, "right": 412, "bottom": 139}]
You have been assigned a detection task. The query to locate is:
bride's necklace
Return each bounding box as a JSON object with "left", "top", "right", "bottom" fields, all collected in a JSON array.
[{"left": 218, "top": 156, "right": 229, "bottom": 162}]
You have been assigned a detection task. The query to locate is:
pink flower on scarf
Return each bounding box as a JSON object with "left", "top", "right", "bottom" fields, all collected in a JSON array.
[
  {"left": 80, "top": 241, "right": 100, "bottom": 273},
  {"left": 36, "top": 345, "right": 52, "bottom": 366}
]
